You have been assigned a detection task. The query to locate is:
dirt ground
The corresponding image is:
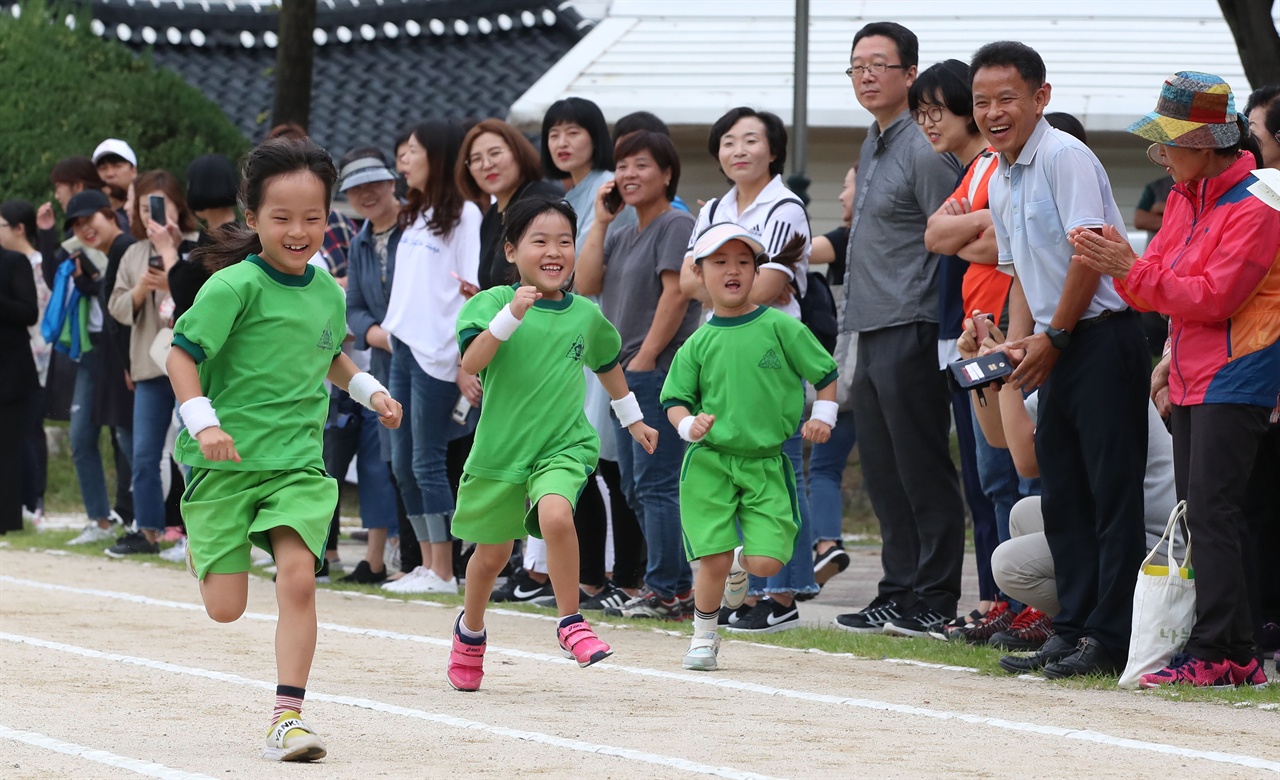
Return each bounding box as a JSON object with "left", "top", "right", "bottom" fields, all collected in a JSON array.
[{"left": 1, "top": 549, "right": 1277, "bottom": 779}]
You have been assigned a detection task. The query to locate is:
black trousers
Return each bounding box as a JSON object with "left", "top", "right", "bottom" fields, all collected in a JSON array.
[
  {"left": 1171, "top": 403, "right": 1271, "bottom": 663},
  {"left": 1036, "top": 312, "right": 1149, "bottom": 658},
  {"left": 1, "top": 399, "right": 24, "bottom": 533},
  {"left": 575, "top": 459, "right": 646, "bottom": 590},
  {"left": 852, "top": 321, "right": 965, "bottom": 615},
  {"left": 1244, "top": 424, "right": 1280, "bottom": 640},
  {"left": 22, "top": 385, "right": 46, "bottom": 512}
]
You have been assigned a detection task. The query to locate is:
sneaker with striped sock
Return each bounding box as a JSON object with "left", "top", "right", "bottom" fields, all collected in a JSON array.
[
  {"left": 263, "top": 711, "right": 326, "bottom": 762},
  {"left": 683, "top": 630, "right": 721, "bottom": 671}
]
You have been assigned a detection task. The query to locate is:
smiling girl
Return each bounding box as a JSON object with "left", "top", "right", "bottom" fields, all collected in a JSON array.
[{"left": 167, "top": 137, "right": 402, "bottom": 761}]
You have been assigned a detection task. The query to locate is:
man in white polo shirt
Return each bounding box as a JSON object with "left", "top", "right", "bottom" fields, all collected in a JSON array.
[{"left": 973, "top": 41, "right": 1149, "bottom": 678}]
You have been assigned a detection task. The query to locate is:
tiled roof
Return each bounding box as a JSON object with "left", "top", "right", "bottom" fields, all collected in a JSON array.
[{"left": 18, "top": 0, "right": 589, "bottom": 156}]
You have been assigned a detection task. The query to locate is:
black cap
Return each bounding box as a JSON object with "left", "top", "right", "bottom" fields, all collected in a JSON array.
[
  {"left": 186, "top": 154, "right": 240, "bottom": 211},
  {"left": 63, "top": 190, "right": 111, "bottom": 232}
]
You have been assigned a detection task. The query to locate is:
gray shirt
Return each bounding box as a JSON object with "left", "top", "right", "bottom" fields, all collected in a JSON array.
[
  {"left": 599, "top": 208, "right": 699, "bottom": 372},
  {"left": 843, "top": 109, "right": 960, "bottom": 333}
]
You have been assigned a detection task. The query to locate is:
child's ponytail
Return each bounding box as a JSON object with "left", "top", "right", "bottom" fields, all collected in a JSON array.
[{"left": 191, "top": 222, "right": 264, "bottom": 273}]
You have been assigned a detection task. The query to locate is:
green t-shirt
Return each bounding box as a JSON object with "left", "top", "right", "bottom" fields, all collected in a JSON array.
[
  {"left": 172, "top": 255, "right": 346, "bottom": 471},
  {"left": 661, "top": 305, "right": 837, "bottom": 457},
  {"left": 457, "top": 285, "right": 622, "bottom": 483}
]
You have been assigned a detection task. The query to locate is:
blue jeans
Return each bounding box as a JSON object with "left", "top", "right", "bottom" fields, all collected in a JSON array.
[
  {"left": 324, "top": 396, "right": 400, "bottom": 531},
  {"left": 970, "top": 409, "right": 1037, "bottom": 546},
  {"left": 952, "top": 390, "right": 999, "bottom": 601},
  {"left": 750, "top": 429, "right": 819, "bottom": 596},
  {"left": 69, "top": 347, "right": 111, "bottom": 520},
  {"left": 131, "top": 377, "right": 175, "bottom": 532},
  {"left": 615, "top": 369, "right": 691, "bottom": 599},
  {"left": 808, "top": 410, "right": 857, "bottom": 543},
  {"left": 389, "top": 339, "right": 471, "bottom": 518}
]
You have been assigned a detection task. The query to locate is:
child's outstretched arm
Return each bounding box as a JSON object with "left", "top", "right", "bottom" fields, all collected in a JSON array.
[
  {"left": 666, "top": 404, "right": 715, "bottom": 443},
  {"left": 328, "top": 353, "right": 403, "bottom": 429},
  {"left": 460, "top": 285, "right": 541, "bottom": 375},
  {"left": 596, "top": 364, "right": 658, "bottom": 454},
  {"left": 168, "top": 346, "right": 240, "bottom": 462},
  {"left": 801, "top": 383, "right": 838, "bottom": 444}
]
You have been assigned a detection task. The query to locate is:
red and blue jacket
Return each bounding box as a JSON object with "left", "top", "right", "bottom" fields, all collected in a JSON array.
[{"left": 1115, "top": 154, "right": 1280, "bottom": 408}]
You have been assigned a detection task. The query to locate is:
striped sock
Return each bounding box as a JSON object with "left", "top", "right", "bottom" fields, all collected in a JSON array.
[
  {"left": 693, "top": 608, "right": 718, "bottom": 635},
  {"left": 273, "top": 684, "right": 306, "bottom": 722}
]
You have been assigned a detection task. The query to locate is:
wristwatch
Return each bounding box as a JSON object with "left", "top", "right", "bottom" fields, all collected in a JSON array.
[{"left": 1044, "top": 326, "right": 1071, "bottom": 351}]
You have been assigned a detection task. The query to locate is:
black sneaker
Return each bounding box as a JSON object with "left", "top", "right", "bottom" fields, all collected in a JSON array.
[
  {"left": 882, "top": 602, "right": 949, "bottom": 639},
  {"left": 724, "top": 598, "right": 801, "bottom": 634},
  {"left": 104, "top": 531, "right": 160, "bottom": 558},
  {"left": 340, "top": 560, "right": 388, "bottom": 585},
  {"left": 490, "top": 568, "right": 552, "bottom": 603},
  {"left": 581, "top": 582, "right": 631, "bottom": 612},
  {"left": 814, "top": 543, "right": 850, "bottom": 586},
  {"left": 998, "top": 634, "right": 1075, "bottom": 674},
  {"left": 718, "top": 604, "right": 752, "bottom": 627},
  {"left": 606, "top": 591, "right": 683, "bottom": 620},
  {"left": 833, "top": 596, "right": 902, "bottom": 633}
]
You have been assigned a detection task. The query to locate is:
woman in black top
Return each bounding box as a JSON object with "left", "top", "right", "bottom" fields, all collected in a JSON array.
[
  {"left": 455, "top": 119, "right": 562, "bottom": 291},
  {"left": 0, "top": 248, "right": 38, "bottom": 533}
]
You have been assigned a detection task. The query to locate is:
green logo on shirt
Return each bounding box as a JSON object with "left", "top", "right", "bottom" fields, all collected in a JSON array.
[
  {"left": 566, "top": 334, "right": 585, "bottom": 362},
  {"left": 317, "top": 318, "right": 335, "bottom": 352},
  {"left": 758, "top": 349, "right": 782, "bottom": 370}
]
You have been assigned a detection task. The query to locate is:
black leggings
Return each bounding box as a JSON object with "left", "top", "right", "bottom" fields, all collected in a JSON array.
[{"left": 575, "top": 459, "right": 645, "bottom": 589}]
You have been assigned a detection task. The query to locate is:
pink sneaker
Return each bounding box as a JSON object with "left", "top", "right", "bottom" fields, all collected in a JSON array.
[
  {"left": 1231, "top": 657, "right": 1269, "bottom": 689},
  {"left": 1139, "top": 653, "right": 1235, "bottom": 689},
  {"left": 447, "top": 615, "right": 486, "bottom": 691},
  {"left": 557, "top": 618, "right": 612, "bottom": 667}
]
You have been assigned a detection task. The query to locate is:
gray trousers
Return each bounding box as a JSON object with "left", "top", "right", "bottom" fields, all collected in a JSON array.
[
  {"left": 991, "top": 497, "right": 1059, "bottom": 615},
  {"left": 851, "top": 322, "right": 965, "bottom": 615}
]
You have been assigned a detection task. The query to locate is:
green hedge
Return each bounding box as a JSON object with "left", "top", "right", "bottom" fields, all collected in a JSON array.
[{"left": 0, "top": 1, "right": 249, "bottom": 206}]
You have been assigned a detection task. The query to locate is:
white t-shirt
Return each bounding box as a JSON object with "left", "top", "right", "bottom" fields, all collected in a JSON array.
[
  {"left": 687, "top": 174, "right": 811, "bottom": 320},
  {"left": 383, "top": 201, "right": 482, "bottom": 381}
]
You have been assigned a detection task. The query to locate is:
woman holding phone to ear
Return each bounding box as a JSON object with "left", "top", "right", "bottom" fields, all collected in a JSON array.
[{"left": 109, "top": 170, "right": 201, "bottom": 556}]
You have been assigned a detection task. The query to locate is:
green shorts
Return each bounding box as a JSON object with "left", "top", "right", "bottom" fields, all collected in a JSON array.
[
  {"left": 678, "top": 443, "right": 800, "bottom": 563},
  {"left": 451, "top": 452, "right": 591, "bottom": 544},
  {"left": 181, "top": 466, "right": 337, "bottom": 579}
]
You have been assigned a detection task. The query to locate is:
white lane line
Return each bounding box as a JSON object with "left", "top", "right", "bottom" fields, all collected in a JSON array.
[
  {"left": 0, "top": 632, "right": 784, "bottom": 780},
  {"left": 0, "top": 724, "right": 216, "bottom": 780},
  {"left": 5, "top": 575, "right": 1279, "bottom": 773}
]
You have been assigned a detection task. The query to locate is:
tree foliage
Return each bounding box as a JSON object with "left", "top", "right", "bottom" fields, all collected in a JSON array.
[{"left": 0, "top": 1, "right": 249, "bottom": 206}]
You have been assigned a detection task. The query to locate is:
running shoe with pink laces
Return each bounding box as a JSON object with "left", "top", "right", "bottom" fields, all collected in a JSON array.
[
  {"left": 1138, "top": 653, "right": 1235, "bottom": 689},
  {"left": 557, "top": 616, "right": 612, "bottom": 667},
  {"left": 447, "top": 614, "right": 486, "bottom": 692},
  {"left": 1230, "top": 657, "right": 1269, "bottom": 689}
]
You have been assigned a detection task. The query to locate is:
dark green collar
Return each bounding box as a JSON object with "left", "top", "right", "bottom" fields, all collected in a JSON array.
[
  {"left": 708, "top": 305, "right": 767, "bottom": 327},
  {"left": 248, "top": 254, "right": 315, "bottom": 287},
  {"left": 509, "top": 283, "right": 574, "bottom": 311}
]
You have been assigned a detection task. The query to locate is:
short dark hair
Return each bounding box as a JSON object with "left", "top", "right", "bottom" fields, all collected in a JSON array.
[
  {"left": 502, "top": 195, "right": 578, "bottom": 250},
  {"left": 186, "top": 153, "right": 240, "bottom": 211},
  {"left": 540, "top": 97, "right": 613, "bottom": 178},
  {"left": 909, "top": 59, "right": 978, "bottom": 135},
  {"left": 613, "top": 111, "right": 670, "bottom": 142},
  {"left": 50, "top": 156, "right": 104, "bottom": 189},
  {"left": 969, "top": 41, "right": 1046, "bottom": 89},
  {"left": 1244, "top": 84, "right": 1280, "bottom": 141},
  {"left": 707, "top": 107, "right": 788, "bottom": 179},
  {"left": 0, "top": 200, "right": 38, "bottom": 243},
  {"left": 852, "top": 22, "right": 918, "bottom": 69},
  {"left": 95, "top": 153, "right": 132, "bottom": 168},
  {"left": 1044, "top": 112, "right": 1088, "bottom": 145},
  {"left": 614, "top": 131, "right": 681, "bottom": 201}
]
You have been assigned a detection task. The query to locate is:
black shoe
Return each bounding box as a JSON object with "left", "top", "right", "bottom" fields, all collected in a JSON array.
[
  {"left": 833, "top": 596, "right": 902, "bottom": 633},
  {"left": 490, "top": 568, "right": 552, "bottom": 603},
  {"left": 315, "top": 558, "right": 331, "bottom": 583},
  {"left": 795, "top": 585, "right": 821, "bottom": 602},
  {"left": 1041, "top": 637, "right": 1121, "bottom": 679},
  {"left": 724, "top": 598, "right": 801, "bottom": 634},
  {"left": 814, "top": 543, "right": 850, "bottom": 586},
  {"left": 882, "top": 602, "right": 949, "bottom": 639},
  {"left": 718, "top": 604, "right": 753, "bottom": 627},
  {"left": 581, "top": 582, "right": 631, "bottom": 611},
  {"left": 340, "top": 560, "right": 388, "bottom": 584},
  {"left": 104, "top": 531, "right": 160, "bottom": 558},
  {"left": 998, "top": 634, "right": 1075, "bottom": 674}
]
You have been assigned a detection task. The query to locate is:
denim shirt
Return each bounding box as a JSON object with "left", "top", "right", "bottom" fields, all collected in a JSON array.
[{"left": 345, "top": 221, "right": 402, "bottom": 384}]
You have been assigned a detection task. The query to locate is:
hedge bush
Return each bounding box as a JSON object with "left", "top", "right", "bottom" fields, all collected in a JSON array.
[{"left": 0, "top": 1, "right": 249, "bottom": 206}]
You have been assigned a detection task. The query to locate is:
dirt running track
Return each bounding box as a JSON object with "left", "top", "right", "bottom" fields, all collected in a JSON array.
[{"left": 1, "top": 550, "right": 1276, "bottom": 779}]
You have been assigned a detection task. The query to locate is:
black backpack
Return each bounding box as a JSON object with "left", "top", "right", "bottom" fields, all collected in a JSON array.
[{"left": 706, "top": 196, "right": 839, "bottom": 354}]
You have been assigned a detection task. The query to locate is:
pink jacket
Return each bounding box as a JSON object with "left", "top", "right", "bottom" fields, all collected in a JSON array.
[{"left": 1116, "top": 154, "right": 1280, "bottom": 408}]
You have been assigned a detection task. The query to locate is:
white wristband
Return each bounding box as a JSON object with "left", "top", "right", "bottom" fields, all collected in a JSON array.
[
  {"left": 180, "top": 396, "right": 220, "bottom": 437},
  {"left": 611, "top": 392, "right": 644, "bottom": 427},
  {"left": 810, "top": 400, "right": 838, "bottom": 428},
  {"left": 677, "top": 416, "right": 703, "bottom": 443},
  {"left": 488, "top": 304, "right": 523, "bottom": 341},
  {"left": 348, "top": 372, "right": 390, "bottom": 411}
]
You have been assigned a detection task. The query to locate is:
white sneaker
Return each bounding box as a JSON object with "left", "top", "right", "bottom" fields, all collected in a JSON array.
[
  {"left": 682, "top": 630, "right": 721, "bottom": 671},
  {"left": 395, "top": 569, "right": 458, "bottom": 595},
  {"left": 159, "top": 537, "right": 188, "bottom": 563},
  {"left": 263, "top": 710, "right": 326, "bottom": 762},
  {"left": 723, "top": 546, "right": 748, "bottom": 609},
  {"left": 68, "top": 523, "right": 115, "bottom": 545},
  {"left": 381, "top": 566, "right": 427, "bottom": 593}
]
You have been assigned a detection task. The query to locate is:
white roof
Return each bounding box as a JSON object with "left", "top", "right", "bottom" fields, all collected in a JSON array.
[{"left": 512, "top": 0, "right": 1270, "bottom": 131}]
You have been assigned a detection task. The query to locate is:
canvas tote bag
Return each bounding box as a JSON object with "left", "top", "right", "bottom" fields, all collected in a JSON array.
[{"left": 1118, "top": 501, "right": 1195, "bottom": 688}]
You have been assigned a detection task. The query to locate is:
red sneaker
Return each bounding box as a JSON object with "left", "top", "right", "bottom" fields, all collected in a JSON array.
[
  {"left": 447, "top": 615, "right": 486, "bottom": 691},
  {"left": 960, "top": 601, "right": 1015, "bottom": 644},
  {"left": 1230, "top": 657, "right": 1269, "bottom": 689},
  {"left": 1139, "top": 653, "right": 1235, "bottom": 689},
  {"left": 987, "top": 606, "right": 1055, "bottom": 650},
  {"left": 557, "top": 618, "right": 612, "bottom": 667}
]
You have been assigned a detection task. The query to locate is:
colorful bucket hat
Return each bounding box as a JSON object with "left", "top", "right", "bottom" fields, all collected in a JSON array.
[{"left": 1126, "top": 71, "right": 1239, "bottom": 149}]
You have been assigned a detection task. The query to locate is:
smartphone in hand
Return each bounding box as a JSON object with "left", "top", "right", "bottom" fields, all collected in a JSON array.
[
  {"left": 974, "top": 312, "right": 994, "bottom": 345},
  {"left": 148, "top": 254, "right": 165, "bottom": 270},
  {"left": 149, "top": 195, "right": 167, "bottom": 226},
  {"left": 603, "top": 186, "right": 623, "bottom": 215}
]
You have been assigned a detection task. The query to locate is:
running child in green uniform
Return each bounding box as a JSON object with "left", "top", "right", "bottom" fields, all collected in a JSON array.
[
  {"left": 447, "top": 196, "right": 658, "bottom": 691},
  {"left": 167, "top": 137, "right": 403, "bottom": 761},
  {"left": 661, "top": 223, "right": 839, "bottom": 671}
]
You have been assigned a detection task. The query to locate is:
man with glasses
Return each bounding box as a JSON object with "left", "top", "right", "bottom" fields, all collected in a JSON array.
[{"left": 832, "top": 22, "right": 966, "bottom": 639}]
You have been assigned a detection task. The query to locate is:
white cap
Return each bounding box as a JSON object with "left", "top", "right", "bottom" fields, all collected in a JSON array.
[
  {"left": 92, "top": 138, "right": 137, "bottom": 167},
  {"left": 691, "top": 223, "right": 767, "bottom": 262}
]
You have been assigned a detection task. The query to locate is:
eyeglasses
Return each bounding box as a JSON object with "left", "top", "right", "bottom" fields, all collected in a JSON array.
[
  {"left": 1146, "top": 143, "right": 1170, "bottom": 166},
  {"left": 846, "top": 63, "right": 907, "bottom": 79},
  {"left": 912, "top": 106, "right": 944, "bottom": 125},
  {"left": 466, "top": 147, "right": 509, "bottom": 169}
]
